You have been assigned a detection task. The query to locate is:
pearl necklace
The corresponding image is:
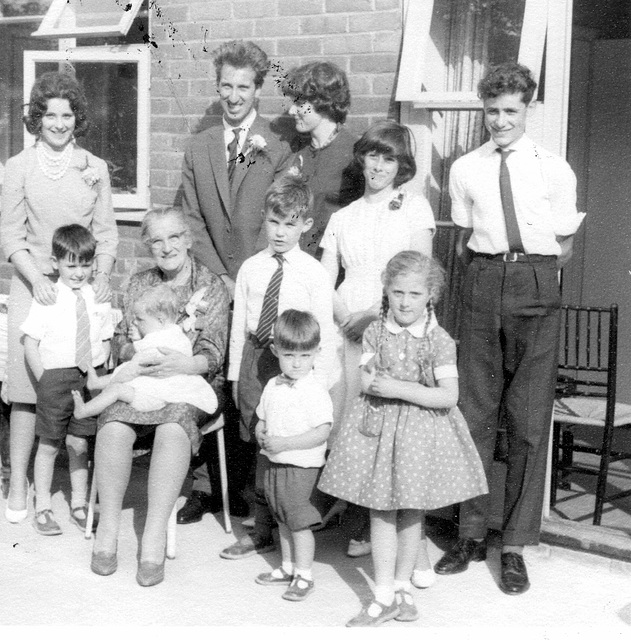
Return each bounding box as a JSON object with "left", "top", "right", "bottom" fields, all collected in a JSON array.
[{"left": 36, "top": 141, "right": 73, "bottom": 181}]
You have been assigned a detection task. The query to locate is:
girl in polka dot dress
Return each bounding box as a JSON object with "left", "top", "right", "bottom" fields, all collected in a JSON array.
[{"left": 319, "top": 251, "right": 488, "bottom": 627}]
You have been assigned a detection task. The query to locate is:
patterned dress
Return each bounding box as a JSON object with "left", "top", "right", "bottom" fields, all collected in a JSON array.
[
  {"left": 318, "top": 315, "right": 488, "bottom": 511},
  {"left": 98, "top": 257, "right": 229, "bottom": 454}
]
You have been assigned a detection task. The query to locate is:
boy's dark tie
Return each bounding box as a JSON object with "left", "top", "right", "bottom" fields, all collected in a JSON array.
[
  {"left": 256, "top": 253, "right": 284, "bottom": 345},
  {"left": 227, "top": 127, "right": 241, "bottom": 182},
  {"left": 74, "top": 290, "right": 91, "bottom": 372},
  {"left": 497, "top": 148, "right": 525, "bottom": 253}
]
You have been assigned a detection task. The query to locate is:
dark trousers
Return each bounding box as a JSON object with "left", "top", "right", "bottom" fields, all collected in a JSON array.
[
  {"left": 190, "top": 394, "right": 252, "bottom": 503},
  {"left": 457, "top": 255, "right": 561, "bottom": 546}
]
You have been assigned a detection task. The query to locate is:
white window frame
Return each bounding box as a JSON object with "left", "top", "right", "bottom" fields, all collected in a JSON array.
[
  {"left": 398, "top": 0, "right": 573, "bottom": 175},
  {"left": 24, "top": 46, "right": 151, "bottom": 213},
  {"left": 31, "top": 0, "right": 145, "bottom": 39},
  {"left": 397, "top": 0, "right": 548, "bottom": 110}
]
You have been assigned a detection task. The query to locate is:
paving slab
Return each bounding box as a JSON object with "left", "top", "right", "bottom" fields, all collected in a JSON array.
[{"left": 1, "top": 460, "right": 630, "bottom": 638}]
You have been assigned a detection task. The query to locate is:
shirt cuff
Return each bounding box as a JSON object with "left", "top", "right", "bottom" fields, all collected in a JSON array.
[{"left": 554, "top": 211, "right": 586, "bottom": 237}]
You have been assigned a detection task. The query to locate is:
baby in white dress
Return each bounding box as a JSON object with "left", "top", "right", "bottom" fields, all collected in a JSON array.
[{"left": 72, "top": 284, "right": 217, "bottom": 419}]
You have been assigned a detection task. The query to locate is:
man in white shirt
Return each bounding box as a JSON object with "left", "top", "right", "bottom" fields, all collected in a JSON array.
[
  {"left": 179, "top": 40, "right": 294, "bottom": 526},
  {"left": 434, "top": 63, "right": 585, "bottom": 595}
]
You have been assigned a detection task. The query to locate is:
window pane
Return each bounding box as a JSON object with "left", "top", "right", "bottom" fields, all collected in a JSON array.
[
  {"left": 48, "top": 0, "right": 137, "bottom": 30},
  {"left": 426, "top": 0, "right": 527, "bottom": 92},
  {"left": 0, "top": 23, "right": 56, "bottom": 164},
  {"left": 0, "top": 0, "right": 53, "bottom": 17},
  {"left": 34, "top": 60, "right": 138, "bottom": 196}
]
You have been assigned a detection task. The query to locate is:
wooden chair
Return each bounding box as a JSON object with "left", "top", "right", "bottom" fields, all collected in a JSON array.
[
  {"left": 85, "top": 413, "right": 232, "bottom": 557},
  {"left": 550, "top": 304, "right": 631, "bottom": 525}
]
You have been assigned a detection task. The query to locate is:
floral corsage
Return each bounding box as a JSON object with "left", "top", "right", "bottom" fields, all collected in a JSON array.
[
  {"left": 389, "top": 190, "right": 405, "bottom": 210},
  {"left": 181, "top": 286, "right": 210, "bottom": 333},
  {"left": 79, "top": 156, "right": 101, "bottom": 188},
  {"left": 244, "top": 134, "right": 268, "bottom": 158},
  {"left": 287, "top": 155, "right": 304, "bottom": 177}
]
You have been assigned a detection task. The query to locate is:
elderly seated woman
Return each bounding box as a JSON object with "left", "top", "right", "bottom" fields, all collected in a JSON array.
[{"left": 90, "top": 207, "right": 229, "bottom": 587}]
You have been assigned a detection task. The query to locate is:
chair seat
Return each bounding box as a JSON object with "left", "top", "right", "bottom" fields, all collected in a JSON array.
[{"left": 554, "top": 396, "right": 631, "bottom": 427}]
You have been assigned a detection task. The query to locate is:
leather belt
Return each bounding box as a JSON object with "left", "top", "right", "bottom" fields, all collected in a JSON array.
[{"left": 472, "top": 252, "right": 556, "bottom": 264}]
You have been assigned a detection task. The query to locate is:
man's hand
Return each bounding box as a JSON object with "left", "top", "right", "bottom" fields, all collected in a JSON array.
[
  {"left": 92, "top": 273, "right": 112, "bottom": 303},
  {"left": 556, "top": 235, "right": 574, "bottom": 268}
]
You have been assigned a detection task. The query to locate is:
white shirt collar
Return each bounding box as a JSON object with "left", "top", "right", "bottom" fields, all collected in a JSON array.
[
  {"left": 384, "top": 309, "right": 437, "bottom": 338},
  {"left": 57, "top": 279, "right": 91, "bottom": 297},
  {"left": 223, "top": 109, "right": 257, "bottom": 135},
  {"left": 275, "top": 370, "right": 315, "bottom": 389},
  {"left": 263, "top": 244, "right": 301, "bottom": 262},
  {"left": 489, "top": 133, "right": 532, "bottom": 155}
]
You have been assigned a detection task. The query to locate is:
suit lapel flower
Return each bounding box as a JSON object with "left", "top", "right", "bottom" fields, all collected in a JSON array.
[{"left": 238, "top": 133, "right": 269, "bottom": 168}]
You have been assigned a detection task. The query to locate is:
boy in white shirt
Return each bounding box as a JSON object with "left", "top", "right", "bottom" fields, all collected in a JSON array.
[
  {"left": 21, "top": 224, "right": 114, "bottom": 536},
  {"left": 254, "top": 310, "right": 333, "bottom": 601},
  {"left": 221, "top": 175, "right": 335, "bottom": 560}
]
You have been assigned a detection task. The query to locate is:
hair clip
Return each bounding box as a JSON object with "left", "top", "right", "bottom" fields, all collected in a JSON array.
[{"left": 389, "top": 192, "right": 405, "bottom": 210}]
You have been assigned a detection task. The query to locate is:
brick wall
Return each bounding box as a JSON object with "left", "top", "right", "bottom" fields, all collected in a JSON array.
[
  {"left": 149, "top": 0, "right": 403, "bottom": 206},
  {"left": 0, "top": 0, "right": 403, "bottom": 297}
]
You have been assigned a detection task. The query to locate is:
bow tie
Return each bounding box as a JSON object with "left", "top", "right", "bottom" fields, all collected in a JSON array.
[{"left": 276, "top": 375, "right": 296, "bottom": 388}]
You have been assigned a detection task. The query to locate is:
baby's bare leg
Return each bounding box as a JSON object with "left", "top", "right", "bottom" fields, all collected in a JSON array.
[
  {"left": 85, "top": 365, "right": 112, "bottom": 391},
  {"left": 72, "top": 383, "right": 136, "bottom": 420}
]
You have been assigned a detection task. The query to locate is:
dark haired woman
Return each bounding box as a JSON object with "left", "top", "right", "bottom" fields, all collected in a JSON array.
[
  {"left": 0, "top": 71, "right": 117, "bottom": 525},
  {"left": 319, "top": 121, "right": 435, "bottom": 556},
  {"left": 283, "top": 61, "right": 363, "bottom": 258}
]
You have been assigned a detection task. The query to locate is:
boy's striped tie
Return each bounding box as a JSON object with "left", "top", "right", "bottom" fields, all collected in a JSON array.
[
  {"left": 74, "top": 290, "right": 92, "bottom": 372},
  {"left": 256, "top": 253, "right": 284, "bottom": 346}
]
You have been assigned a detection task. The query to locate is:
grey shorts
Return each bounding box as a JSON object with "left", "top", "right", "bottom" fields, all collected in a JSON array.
[
  {"left": 35, "top": 366, "right": 105, "bottom": 440},
  {"left": 261, "top": 455, "right": 324, "bottom": 532}
]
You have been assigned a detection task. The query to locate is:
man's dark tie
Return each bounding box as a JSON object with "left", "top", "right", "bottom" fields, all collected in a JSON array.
[
  {"left": 497, "top": 148, "right": 525, "bottom": 253},
  {"left": 74, "top": 290, "right": 91, "bottom": 372},
  {"left": 227, "top": 127, "right": 241, "bottom": 182},
  {"left": 256, "top": 253, "right": 284, "bottom": 345}
]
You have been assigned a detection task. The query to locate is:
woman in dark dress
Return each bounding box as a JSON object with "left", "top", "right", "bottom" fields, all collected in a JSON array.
[{"left": 283, "top": 61, "right": 363, "bottom": 259}]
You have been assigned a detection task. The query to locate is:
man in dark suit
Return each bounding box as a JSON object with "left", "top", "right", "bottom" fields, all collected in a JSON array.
[{"left": 179, "top": 40, "right": 293, "bottom": 525}]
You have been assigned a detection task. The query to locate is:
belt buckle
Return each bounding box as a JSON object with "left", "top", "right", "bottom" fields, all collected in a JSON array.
[{"left": 503, "top": 252, "right": 520, "bottom": 262}]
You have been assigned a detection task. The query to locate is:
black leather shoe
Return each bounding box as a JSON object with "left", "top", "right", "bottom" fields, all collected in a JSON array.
[
  {"left": 176, "top": 491, "right": 220, "bottom": 524},
  {"left": 434, "top": 538, "right": 487, "bottom": 575},
  {"left": 499, "top": 552, "right": 530, "bottom": 595}
]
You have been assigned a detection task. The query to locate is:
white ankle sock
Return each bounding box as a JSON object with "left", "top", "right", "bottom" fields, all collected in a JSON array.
[
  {"left": 394, "top": 579, "right": 412, "bottom": 593},
  {"left": 281, "top": 561, "right": 294, "bottom": 576},
  {"left": 374, "top": 585, "right": 394, "bottom": 605},
  {"left": 295, "top": 567, "right": 312, "bottom": 581}
]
